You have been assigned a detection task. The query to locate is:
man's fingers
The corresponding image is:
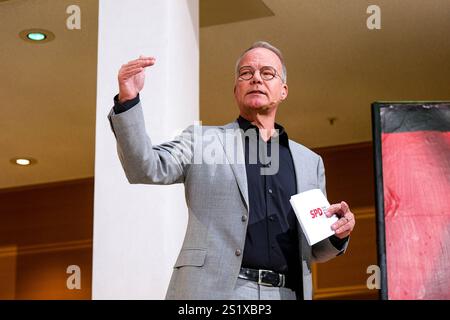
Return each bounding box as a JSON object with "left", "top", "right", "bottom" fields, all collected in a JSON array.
[
  {"left": 120, "top": 67, "right": 144, "bottom": 80},
  {"left": 325, "top": 203, "right": 341, "bottom": 217},
  {"left": 120, "top": 66, "right": 143, "bottom": 76},
  {"left": 119, "top": 60, "right": 155, "bottom": 74},
  {"left": 335, "top": 222, "right": 352, "bottom": 236},
  {"left": 332, "top": 216, "right": 355, "bottom": 234},
  {"left": 118, "top": 56, "right": 155, "bottom": 82},
  {"left": 128, "top": 55, "right": 155, "bottom": 64},
  {"left": 331, "top": 218, "right": 346, "bottom": 231},
  {"left": 333, "top": 221, "right": 347, "bottom": 233},
  {"left": 334, "top": 228, "right": 351, "bottom": 239},
  {"left": 326, "top": 201, "right": 351, "bottom": 217},
  {"left": 327, "top": 200, "right": 355, "bottom": 237},
  {"left": 126, "top": 56, "right": 155, "bottom": 67},
  {"left": 121, "top": 59, "right": 155, "bottom": 73},
  {"left": 340, "top": 201, "right": 350, "bottom": 213}
]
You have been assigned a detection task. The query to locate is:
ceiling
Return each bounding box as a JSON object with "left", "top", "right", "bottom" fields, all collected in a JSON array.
[
  {"left": 0, "top": 0, "right": 98, "bottom": 189},
  {"left": 1, "top": 0, "right": 450, "bottom": 189}
]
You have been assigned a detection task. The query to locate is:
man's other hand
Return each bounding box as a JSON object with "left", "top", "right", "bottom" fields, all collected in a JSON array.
[{"left": 326, "top": 201, "right": 355, "bottom": 239}]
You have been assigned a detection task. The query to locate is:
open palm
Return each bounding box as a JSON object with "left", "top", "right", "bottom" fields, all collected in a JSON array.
[{"left": 118, "top": 56, "right": 155, "bottom": 103}]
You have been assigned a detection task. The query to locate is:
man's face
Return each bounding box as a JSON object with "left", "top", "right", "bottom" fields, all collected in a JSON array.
[{"left": 234, "top": 48, "right": 288, "bottom": 114}]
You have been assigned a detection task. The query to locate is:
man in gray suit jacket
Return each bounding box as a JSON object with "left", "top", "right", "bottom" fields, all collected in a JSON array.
[{"left": 108, "top": 41, "right": 355, "bottom": 300}]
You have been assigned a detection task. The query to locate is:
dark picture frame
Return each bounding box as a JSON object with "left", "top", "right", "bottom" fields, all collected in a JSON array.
[{"left": 371, "top": 101, "right": 450, "bottom": 300}]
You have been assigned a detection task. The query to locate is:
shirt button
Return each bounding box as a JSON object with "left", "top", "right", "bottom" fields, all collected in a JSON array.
[
  {"left": 235, "top": 249, "right": 242, "bottom": 256},
  {"left": 269, "top": 216, "right": 275, "bottom": 221},
  {"left": 241, "top": 215, "right": 248, "bottom": 222},
  {"left": 268, "top": 188, "right": 273, "bottom": 194}
]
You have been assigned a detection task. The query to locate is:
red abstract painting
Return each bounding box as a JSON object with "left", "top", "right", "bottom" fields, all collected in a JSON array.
[
  {"left": 373, "top": 102, "right": 450, "bottom": 300},
  {"left": 383, "top": 131, "right": 450, "bottom": 299}
]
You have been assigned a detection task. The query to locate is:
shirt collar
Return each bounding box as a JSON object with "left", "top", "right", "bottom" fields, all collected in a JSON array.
[{"left": 237, "top": 115, "right": 290, "bottom": 147}]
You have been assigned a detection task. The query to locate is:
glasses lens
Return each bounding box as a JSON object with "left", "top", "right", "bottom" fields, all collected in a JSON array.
[
  {"left": 239, "top": 68, "right": 254, "bottom": 80},
  {"left": 260, "top": 67, "right": 276, "bottom": 80}
]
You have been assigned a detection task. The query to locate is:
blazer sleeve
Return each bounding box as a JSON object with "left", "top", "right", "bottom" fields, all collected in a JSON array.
[
  {"left": 108, "top": 102, "right": 194, "bottom": 185},
  {"left": 311, "top": 155, "right": 350, "bottom": 263}
]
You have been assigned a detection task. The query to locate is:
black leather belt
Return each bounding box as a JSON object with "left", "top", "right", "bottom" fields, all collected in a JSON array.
[{"left": 238, "top": 267, "right": 288, "bottom": 288}]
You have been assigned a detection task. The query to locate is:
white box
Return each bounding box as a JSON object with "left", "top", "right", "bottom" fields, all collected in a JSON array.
[{"left": 290, "top": 189, "right": 338, "bottom": 246}]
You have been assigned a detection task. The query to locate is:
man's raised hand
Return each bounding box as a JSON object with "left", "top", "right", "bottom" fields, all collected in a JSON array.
[{"left": 118, "top": 55, "right": 155, "bottom": 103}]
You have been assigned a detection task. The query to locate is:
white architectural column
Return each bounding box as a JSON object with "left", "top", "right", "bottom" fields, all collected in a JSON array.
[{"left": 93, "top": 0, "right": 198, "bottom": 299}]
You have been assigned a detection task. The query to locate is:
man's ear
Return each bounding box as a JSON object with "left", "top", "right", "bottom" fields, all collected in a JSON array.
[{"left": 281, "top": 84, "right": 288, "bottom": 100}]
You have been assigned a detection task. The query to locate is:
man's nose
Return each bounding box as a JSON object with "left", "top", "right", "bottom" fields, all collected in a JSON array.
[{"left": 251, "top": 70, "right": 263, "bottom": 84}]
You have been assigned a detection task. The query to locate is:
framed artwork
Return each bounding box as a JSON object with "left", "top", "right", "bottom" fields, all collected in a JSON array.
[{"left": 372, "top": 102, "right": 450, "bottom": 299}]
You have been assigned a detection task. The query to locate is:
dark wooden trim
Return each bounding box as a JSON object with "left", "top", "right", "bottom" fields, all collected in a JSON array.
[
  {"left": 312, "top": 141, "right": 372, "bottom": 155},
  {"left": 0, "top": 177, "right": 94, "bottom": 194}
]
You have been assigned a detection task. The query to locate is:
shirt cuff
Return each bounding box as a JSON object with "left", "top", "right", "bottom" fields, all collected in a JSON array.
[
  {"left": 329, "top": 235, "right": 349, "bottom": 251},
  {"left": 113, "top": 93, "right": 140, "bottom": 114}
]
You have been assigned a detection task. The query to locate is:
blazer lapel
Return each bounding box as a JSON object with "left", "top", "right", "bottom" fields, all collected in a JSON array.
[
  {"left": 289, "top": 140, "right": 313, "bottom": 193},
  {"left": 217, "top": 121, "right": 249, "bottom": 211}
]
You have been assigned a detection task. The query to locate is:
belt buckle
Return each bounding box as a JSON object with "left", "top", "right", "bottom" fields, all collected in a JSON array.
[
  {"left": 258, "top": 269, "right": 272, "bottom": 286},
  {"left": 257, "top": 269, "right": 285, "bottom": 287}
]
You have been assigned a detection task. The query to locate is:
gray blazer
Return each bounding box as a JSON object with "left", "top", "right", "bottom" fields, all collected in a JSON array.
[{"left": 108, "top": 102, "right": 348, "bottom": 300}]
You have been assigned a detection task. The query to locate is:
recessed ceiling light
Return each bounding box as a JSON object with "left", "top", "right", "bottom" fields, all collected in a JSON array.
[
  {"left": 19, "top": 29, "right": 55, "bottom": 43},
  {"left": 10, "top": 158, "right": 37, "bottom": 166},
  {"left": 27, "top": 32, "right": 46, "bottom": 41},
  {"left": 16, "top": 159, "right": 30, "bottom": 165}
]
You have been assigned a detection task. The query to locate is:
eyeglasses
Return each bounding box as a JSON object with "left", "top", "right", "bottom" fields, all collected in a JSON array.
[{"left": 238, "top": 66, "right": 281, "bottom": 81}]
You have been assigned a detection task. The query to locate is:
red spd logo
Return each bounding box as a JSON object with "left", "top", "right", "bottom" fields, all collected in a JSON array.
[{"left": 310, "top": 206, "right": 328, "bottom": 219}]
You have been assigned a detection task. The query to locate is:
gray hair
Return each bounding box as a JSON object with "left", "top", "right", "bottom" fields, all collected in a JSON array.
[{"left": 235, "top": 41, "right": 287, "bottom": 83}]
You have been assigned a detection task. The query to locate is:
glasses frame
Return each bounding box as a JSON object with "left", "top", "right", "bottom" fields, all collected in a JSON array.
[{"left": 237, "top": 66, "right": 281, "bottom": 81}]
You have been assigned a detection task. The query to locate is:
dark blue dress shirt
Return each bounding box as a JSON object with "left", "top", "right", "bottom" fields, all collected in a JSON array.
[{"left": 237, "top": 116, "right": 301, "bottom": 290}]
